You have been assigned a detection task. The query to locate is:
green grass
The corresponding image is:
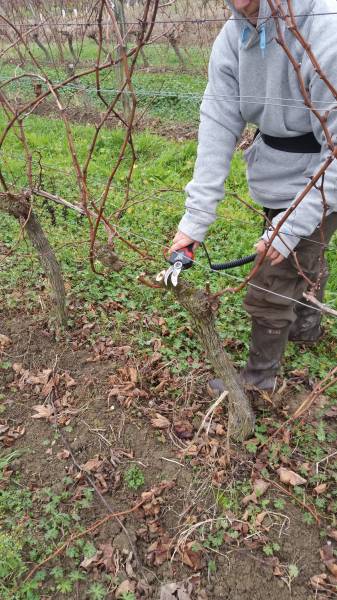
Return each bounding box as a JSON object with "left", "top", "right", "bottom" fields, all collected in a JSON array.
[
  {"left": 0, "top": 109, "right": 336, "bottom": 385},
  {"left": 0, "top": 40, "right": 208, "bottom": 125},
  {"left": 0, "top": 105, "right": 337, "bottom": 598}
]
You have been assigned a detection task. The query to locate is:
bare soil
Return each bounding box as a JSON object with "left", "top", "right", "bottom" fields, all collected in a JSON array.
[{"left": 0, "top": 306, "right": 328, "bottom": 599}]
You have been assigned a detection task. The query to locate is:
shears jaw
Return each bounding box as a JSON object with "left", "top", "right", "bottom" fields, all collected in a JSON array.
[
  {"left": 170, "top": 262, "right": 182, "bottom": 287},
  {"left": 163, "top": 261, "right": 183, "bottom": 287},
  {"left": 164, "top": 265, "right": 174, "bottom": 286}
]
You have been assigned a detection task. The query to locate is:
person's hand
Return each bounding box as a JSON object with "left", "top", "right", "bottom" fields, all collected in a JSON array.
[
  {"left": 255, "top": 239, "right": 285, "bottom": 266},
  {"left": 168, "top": 231, "right": 200, "bottom": 255}
]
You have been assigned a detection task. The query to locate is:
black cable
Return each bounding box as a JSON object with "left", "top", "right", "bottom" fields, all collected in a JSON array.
[{"left": 202, "top": 242, "right": 256, "bottom": 271}]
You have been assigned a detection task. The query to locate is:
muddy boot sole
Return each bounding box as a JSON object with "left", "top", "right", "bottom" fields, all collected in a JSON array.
[{"left": 288, "top": 327, "right": 324, "bottom": 345}]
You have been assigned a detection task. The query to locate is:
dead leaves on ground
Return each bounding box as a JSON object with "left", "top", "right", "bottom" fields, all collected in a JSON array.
[
  {"left": 160, "top": 575, "right": 205, "bottom": 600},
  {"left": 277, "top": 467, "right": 307, "bottom": 487},
  {"left": 31, "top": 404, "right": 55, "bottom": 421},
  {"left": 108, "top": 365, "right": 148, "bottom": 408},
  {"left": 151, "top": 413, "right": 170, "bottom": 429},
  {"left": 179, "top": 541, "right": 203, "bottom": 571},
  {"left": 76, "top": 454, "right": 121, "bottom": 494},
  {"left": 242, "top": 478, "right": 270, "bottom": 506},
  {"left": 0, "top": 334, "right": 12, "bottom": 350},
  {"left": 75, "top": 481, "right": 178, "bottom": 598},
  {"left": 78, "top": 546, "right": 141, "bottom": 598},
  {"left": 8, "top": 364, "right": 81, "bottom": 426},
  {"left": 320, "top": 543, "right": 337, "bottom": 578},
  {"left": 311, "top": 540, "right": 337, "bottom": 596},
  {"left": 147, "top": 535, "right": 172, "bottom": 567},
  {"left": 0, "top": 422, "right": 25, "bottom": 447},
  {"left": 148, "top": 399, "right": 229, "bottom": 475}
]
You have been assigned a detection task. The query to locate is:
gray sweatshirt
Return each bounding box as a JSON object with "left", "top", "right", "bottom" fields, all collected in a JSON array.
[{"left": 178, "top": 0, "right": 337, "bottom": 257}]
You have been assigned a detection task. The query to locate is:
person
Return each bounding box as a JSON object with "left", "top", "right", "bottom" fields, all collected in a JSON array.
[{"left": 169, "top": 0, "right": 337, "bottom": 394}]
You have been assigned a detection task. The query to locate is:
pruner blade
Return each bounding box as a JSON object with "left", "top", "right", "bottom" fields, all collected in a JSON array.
[{"left": 164, "top": 260, "right": 183, "bottom": 287}]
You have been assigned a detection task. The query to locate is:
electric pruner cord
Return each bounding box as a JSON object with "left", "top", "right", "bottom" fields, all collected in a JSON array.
[{"left": 202, "top": 243, "right": 257, "bottom": 271}]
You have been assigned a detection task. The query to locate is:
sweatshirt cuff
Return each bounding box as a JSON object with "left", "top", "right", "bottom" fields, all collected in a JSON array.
[
  {"left": 261, "top": 227, "right": 300, "bottom": 258},
  {"left": 178, "top": 212, "right": 211, "bottom": 242}
]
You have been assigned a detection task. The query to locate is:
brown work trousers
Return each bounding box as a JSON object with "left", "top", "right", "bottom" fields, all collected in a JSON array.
[{"left": 244, "top": 211, "right": 337, "bottom": 328}]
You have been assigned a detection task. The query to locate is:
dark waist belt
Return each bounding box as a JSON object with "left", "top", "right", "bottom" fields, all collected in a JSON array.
[{"left": 259, "top": 130, "right": 321, "bottom": 153}]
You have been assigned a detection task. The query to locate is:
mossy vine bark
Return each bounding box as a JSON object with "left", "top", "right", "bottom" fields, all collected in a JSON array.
[
  {"left": 0, "top": 192, "right": 67, "bottom": 325},
  {"left": 172, "top": 280, "right": 255, "bottom": 441}
]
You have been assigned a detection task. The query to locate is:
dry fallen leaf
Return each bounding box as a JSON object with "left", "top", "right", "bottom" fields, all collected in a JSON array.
[
  {"left": 256, "top": 511, "right": 268, "bottom": 526},
  {"left": 82, "top": 457, "right": 103, "bottom": 472},
  {"left": 64, "top": 372, "right": 77, "bottom": 388},
  {"left": 277, "top": 467, "right": 307, "bottom": 486},
  {"left": 31, "top": 404, "right": 54, "bottom": 420},
  {"left": 151, "top": 413, "right": 170, "bottom": 429},
  {"left": 310, "top": 573, "right": 328, "bottom": 591},
  {"left": 56, "top": 449, "right": 70, "bottom": 460},
  {"left": 160, "top": 582, "right": 193, "bottom": 600},
  {"left": 273, "top": 564, "right": 285, "bottom": 577},
  {"left": 326, "top": 562, "right": 337, "bottom": 577},
  {"left": 115, "top": 580, "right": 136, "bottom": 598},
  {"left": 180, "top": 541, "right": 203, "bottom": 571},
  {"left": 147, "top": 536, "right": 172, "bottom": 566},
  {"left": 173, "top": 420, "right": 194, "bottom": 440},
  {"left": 128, "top": 366, "right": 138, "bottom": 384},
  {"left": 0, "top": 334, "right": 11, "bottom": 348},
  {"left": 80, "top": 551, "right": 102, "bottom": 570},
  {"left": 27, "top": 369, "right": 52, "bottom": 386},
  {"left": 99, "top": 543, "right": 115, "bottom": 573},
  {"left": 320, "top": 543, "right": 334, "bottom": 563},
  {"left": 215, "top": 423, "right": 226, "bottom": 436},
  {"left": 314, "top": 483, "right": 327, "bottom": 495},
  {"left": 242, "top": 479, "right": 270, "bottom": 505},
  {"left": 125, "top": 551, "right": 136, "bottom": 578}
]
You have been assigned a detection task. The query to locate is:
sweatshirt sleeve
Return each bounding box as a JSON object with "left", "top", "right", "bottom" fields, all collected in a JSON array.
[
  {"left": 178, "top": 24, "right": 245, "bottom": 242},
  {"left": 262, "top": 16, "right": 337, "bottom": 258}
]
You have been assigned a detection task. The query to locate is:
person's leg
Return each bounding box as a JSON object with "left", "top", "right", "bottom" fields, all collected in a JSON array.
[
  {"left": 243, "top": 212, "right": 337, "bottom": 390},
  {"left": 288, "top": 213, "right": 337, "bottom": 342},
  {"left": 288, "top": 268, "right": 328, "bottom": 343}
]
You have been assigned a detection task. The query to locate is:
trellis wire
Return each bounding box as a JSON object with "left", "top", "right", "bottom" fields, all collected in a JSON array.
[
  {"left": 1, "top": 147, "right": 336, "bottom": 252},
  {"left": 3, "top": 11, "right": 337, "bottom": 27},
  {"left": 110, "top": 221, "right": 337, "bottom": 314},
  {"left": 1, "top": 77, "right": 336, "bottom": 114}
]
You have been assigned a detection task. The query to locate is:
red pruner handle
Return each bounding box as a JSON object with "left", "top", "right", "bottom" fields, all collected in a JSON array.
[{"left": 167, "top": 243, "right": 195, "bottom": 269}]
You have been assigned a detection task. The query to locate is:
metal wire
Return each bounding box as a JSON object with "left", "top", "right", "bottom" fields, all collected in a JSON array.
[
  {"left": 110, "top": 221, "right": 337, "bottom": 314},
  {"left": 2, "top": 12, "right": 337, "bottom": 27},
  {"left": 2, "top": 164, "right": 336, "bottom": 308},
  {"left": 1, "top": 76, "right": 336, "bottom": 114},
  {"left": 1, "top": 146, "right": 335, "bottom": 251}
]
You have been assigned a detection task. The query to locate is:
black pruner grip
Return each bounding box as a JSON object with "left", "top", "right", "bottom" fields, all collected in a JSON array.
[{"left": 167, "top": 243, "right": 195, "bottom": 270}]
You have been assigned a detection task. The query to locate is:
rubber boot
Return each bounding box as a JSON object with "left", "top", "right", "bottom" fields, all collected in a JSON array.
[
  {"left": 241, "top": 319, "right": 290, "bottom": 391},
  {"left": 288, "top": 272, "right": 328, "bottom": 344}
]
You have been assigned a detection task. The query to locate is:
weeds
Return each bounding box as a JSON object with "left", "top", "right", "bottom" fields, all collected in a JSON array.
[
  {"left": 0, "top": 474, "right": 96, "bottom": 599},
  {"left": 0, "top": 30, "right": 336, "bottom": 599},
  {"left": 125, "top": 465, "right": 145, "bottom": 491}
]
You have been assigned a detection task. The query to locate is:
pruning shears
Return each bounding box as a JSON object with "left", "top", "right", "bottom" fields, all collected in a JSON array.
[
  {"left": 156, "top": 240, "right": 257, "bottom": 287},
  {"left": 163, "top": 243, "right": 195, "bottom": 286}
]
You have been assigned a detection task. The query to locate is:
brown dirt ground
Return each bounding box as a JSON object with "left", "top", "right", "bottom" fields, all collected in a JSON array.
[{"left": 0, "top": 307, "right": 328, "bottom": 599}]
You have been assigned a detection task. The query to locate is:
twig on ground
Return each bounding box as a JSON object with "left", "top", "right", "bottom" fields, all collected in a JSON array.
[
  {"left": 22, "top": 496, "right": 148, "bottom": 585},
  {"left": 316, "top": 450, "right": 337, "bottom": 475},
  {"left": 48, "top": 386, "right": 144, "bottom": 575},
  {"left": 292, "top": 366, "right": 337, "bottom": 419},
  {"left": 263, "top": 477, "right": 321, "bottom": 525},
  {"left": 182, "top": 390, "right": 228, "bottom": 455}
]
